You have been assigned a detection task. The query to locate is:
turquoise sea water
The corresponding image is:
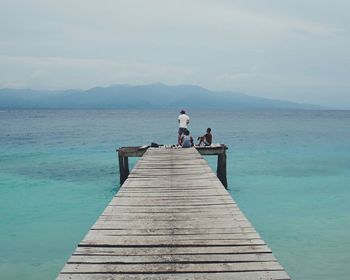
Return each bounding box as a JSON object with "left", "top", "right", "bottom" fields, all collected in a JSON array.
[{"left": 1, "top": 109, "right": 350, "bottom": 280}]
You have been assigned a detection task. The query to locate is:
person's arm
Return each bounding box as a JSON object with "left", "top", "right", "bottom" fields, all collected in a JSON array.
[{"left": 190, "top": 136, "right": 194, "bottom": 146}]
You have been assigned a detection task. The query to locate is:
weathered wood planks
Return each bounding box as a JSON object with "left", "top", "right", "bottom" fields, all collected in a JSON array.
[{"left": 57, "top": 148, "right": 290, "bottom": 280}]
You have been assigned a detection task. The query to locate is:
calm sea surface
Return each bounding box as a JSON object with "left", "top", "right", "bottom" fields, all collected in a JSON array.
[{"left": 1, "top": 109, "right": 350, "bottom": 280}]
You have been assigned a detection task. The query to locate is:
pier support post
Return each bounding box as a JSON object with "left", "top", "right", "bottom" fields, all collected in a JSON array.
[
  {"left": 217, "top": 150, "right": 227, "bottom": 189},
  {"left": 118, "top": 151, "right": 129, "bottom": 186}
]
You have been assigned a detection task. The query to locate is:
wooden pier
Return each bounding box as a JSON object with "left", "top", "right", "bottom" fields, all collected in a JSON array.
[
  {"left": 57, "top": 147, "right": 290, "bottom": 280},
  {"left": 118, "top": 144, "right": 228, "bottom": 188}
]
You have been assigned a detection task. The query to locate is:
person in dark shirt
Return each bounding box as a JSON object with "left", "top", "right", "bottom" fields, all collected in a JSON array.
[{"left": 197, "top": 128, "right": 212, "bottom": 146}]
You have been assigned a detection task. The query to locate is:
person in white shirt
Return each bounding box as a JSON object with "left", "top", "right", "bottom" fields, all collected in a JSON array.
[{"left": 178, "top": 110, "right": 190, "bottom": 145}]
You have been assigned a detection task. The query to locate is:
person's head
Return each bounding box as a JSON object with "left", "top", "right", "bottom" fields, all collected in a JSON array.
[
  {"left": 207, "top": 128, "right": 211, "bottom": 133},
  {"left": 184, "top": 129, "right": 190, "bottom": 136},
  {"left": 180, "top": 110, "right": 186, "bottom": 114}
]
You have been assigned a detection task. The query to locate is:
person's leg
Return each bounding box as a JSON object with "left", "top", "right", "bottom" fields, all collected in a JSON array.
[
  {"left": 178, "top": 128, "right": 185, "bottom": 145},
  {"left": 197, "top": 136, "right": 204, "bottom": 146}
]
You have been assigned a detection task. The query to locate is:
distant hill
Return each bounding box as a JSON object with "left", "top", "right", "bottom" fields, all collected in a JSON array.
[{"left": 0, "top": 83, "right": 324, "bottom": 110}]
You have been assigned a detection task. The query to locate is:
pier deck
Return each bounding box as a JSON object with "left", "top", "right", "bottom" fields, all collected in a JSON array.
[{"left": 57, "top": 147, "right": 290, "bottom": 279}]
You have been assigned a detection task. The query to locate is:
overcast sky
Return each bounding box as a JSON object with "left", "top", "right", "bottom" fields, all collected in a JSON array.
[{"left": 0, "top": 0, "right": 349, "bottom": 108}]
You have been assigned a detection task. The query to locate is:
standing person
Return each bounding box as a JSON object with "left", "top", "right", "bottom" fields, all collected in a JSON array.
[
  {"left": 180, "top": 129, "right": 194, "bottom": 148},
  {"left": 178, "top": 110, "right": 189, "bottom": 145},
  {"left": 197, "top": 128, "right": 212, "bottom": 146}
]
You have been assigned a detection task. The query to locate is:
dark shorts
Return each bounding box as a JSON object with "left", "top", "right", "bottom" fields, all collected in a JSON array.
[{"left": 178, "top": 127, "right": 187, "bottom": 135}]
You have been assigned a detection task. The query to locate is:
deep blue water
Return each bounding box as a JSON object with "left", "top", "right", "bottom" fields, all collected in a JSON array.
[{"left": 0, "top": 109, "right": 350, "bottom": 280}]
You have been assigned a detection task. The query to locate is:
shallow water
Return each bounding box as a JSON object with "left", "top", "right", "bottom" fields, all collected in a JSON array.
[{"left": 0, "top": 109, "right": 349, "bottom": 280}]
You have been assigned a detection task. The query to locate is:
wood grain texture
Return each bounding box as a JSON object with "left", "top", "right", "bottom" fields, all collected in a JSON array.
[{"left": 57, "top": 148, "right": 290, "bottom": 279}]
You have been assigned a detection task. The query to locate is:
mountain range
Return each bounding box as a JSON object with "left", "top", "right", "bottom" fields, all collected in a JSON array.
[{"left": 0, "top": 83, "right": 324, "bottom": 110}]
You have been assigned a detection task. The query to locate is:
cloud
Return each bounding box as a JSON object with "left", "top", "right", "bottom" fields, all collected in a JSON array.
[
  {"left": 0, "top": 55, "right": 194, "bottom": 90},
  {"left": 0, "top": 1, "right": 349, "bottom": 107}
]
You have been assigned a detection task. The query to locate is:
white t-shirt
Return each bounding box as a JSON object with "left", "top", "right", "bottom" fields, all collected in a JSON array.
[{"left": 178, "top": 114, "right": 190, "bottom": 128}]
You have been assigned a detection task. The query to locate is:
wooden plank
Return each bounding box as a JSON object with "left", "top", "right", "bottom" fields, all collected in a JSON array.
[
  {"left": 58, "top": 270, "right": 290, "bottom": 280},
  {"left": 83, "top": 231, "right": 262, "bottom": 241},
  {"left": 96, "top": 216, "right": 248, "bottom": 222},
  {"left": 74, "top": 245, "right": 272, "bottom": 255},
  {"left": 111, "top": 196, "right": 235, "bottom": 204},
  {"left": 98, "top": 208, "right": 244, "bottom": 215},
  {"left": 101, "top": 208, "right": 243, "bottom": 215},
  {"left": 61, "top": 261, "right": 283, "bottom": 273},
  {"left": 101, "top": 205, "right": 241, "bottom": 211},
  {"left": 79, "top": 241, "right": 266, "bottom": 247},
  {"left": 116, "top": 190, "right": 229, "bottom": 195},
  {"left": 101, "top": 210, "right": 244, "bottom": 217},
  {"left": 91, "top": 221, "right": 254, "bottom": 230},
  {"left": 68, "top": 253, "right": 277, "bottom": 263},
  {"left": 86, "top": 228, "right": 257, "bottom": 235}
]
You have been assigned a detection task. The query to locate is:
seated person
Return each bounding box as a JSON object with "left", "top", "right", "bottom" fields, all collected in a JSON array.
[
  {"left": 180, "top": 129, "right": 194, "bottom": 148},
  {"left": 197, "top": 128, "right": 212, "bottom": 146}
]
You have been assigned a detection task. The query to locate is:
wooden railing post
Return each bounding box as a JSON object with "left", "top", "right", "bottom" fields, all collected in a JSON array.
[
  {"left": 217, "top": 150, "right": 227, "bottom": 189},
  {"left": 118, "top": 150, "right": 129, "bottom": 186}
]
